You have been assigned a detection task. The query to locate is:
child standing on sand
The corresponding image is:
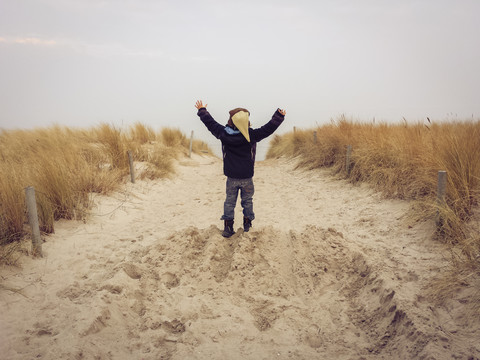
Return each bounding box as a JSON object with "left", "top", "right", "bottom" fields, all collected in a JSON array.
[{"left": 195, "top": 100, "right": 286, "bottom": 237}]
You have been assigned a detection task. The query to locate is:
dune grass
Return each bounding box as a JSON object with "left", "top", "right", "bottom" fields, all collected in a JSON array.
[
  {"left": 0, "top": 123, "right": 211, "bottom": 255},
  {"left": 267, "top": 117, "right": 480, "bottom": 258}
]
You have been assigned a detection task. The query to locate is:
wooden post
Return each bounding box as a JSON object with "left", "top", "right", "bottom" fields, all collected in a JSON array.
[
  {"left": 293, "top": 126, "right": 296, "bottom": 133},
  {"left": 25, "top": 186, "right": 43, "bottom": 257},
  {"left": 127, "top": 150, "right": 135, "bottom": 183},
  {"left": 313, "top": 131, "right": 317, "bottom": 144},
  {"left": 435, "top": 171, "right": 447, "bottom": 228},
  {"left": 346, "top": 145, "right": 352, "bottom": 175},
  {"left": 189, "top": 130, "right": 194, "bottom": 158}
]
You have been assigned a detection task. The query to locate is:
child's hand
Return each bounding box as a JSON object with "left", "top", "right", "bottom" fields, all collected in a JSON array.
[
  {"left": 195, "top": 100, "right": 207, "bottom": 109},
  {"left": 278, "top": 108, "right": 286, "bottom": 116}
]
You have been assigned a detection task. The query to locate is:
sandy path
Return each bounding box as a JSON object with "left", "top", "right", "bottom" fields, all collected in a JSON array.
[{"left": 1, "top": 154, "right": 479, "bottom": 359}]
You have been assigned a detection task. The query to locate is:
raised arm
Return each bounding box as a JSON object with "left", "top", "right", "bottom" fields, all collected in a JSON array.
[
  {"left": 250, "top": 108, "right": 286, "bottom": 142},
  {"left": 195, "top": 100, "right": 225, "bottom": 139}
]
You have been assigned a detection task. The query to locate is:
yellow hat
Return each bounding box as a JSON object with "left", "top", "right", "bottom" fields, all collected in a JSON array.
[{"left": 232, "top": 111, "right": 250, "bottom": 142}]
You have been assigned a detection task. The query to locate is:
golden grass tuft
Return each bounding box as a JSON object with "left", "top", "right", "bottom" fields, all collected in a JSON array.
[
  {"left": 0, "top": 124, "right": 213, "bottom": 263},
  {"left": 94, "top": 124, "right": 129, "bottom": 170},
  {"left": 139, "top": 143, "right": 175, "bottom": 180},
  {"left": 129, "top": 122, "right": 156, "bottom": 144},
  {"left": 0, "top": 240, "right": 23, "bottom": 266},
  {"left": 160, "top": 128, "right": 186, "bottom": 148},
  {"left": 190, "top": 139, "right": 212, "bottom": 155}
]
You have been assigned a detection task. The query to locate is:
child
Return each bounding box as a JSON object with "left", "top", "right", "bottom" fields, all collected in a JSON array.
[{"left": 195, "top": 100, "right": 286, "bottom": 237}]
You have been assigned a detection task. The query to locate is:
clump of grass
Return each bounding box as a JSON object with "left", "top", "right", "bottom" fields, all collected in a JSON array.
[
  {"left": 0, "top": 123, "right": 213, "bottom": 264},
  {"left": 129, "top": 122, "right": 156, "bottom": 144},
  {"left": 191, "top": 139, "right": 211, "bottom": 155},
  {"left": 0, "top": 164, "right": 25, "bottom": 242},
  {"left": 139, "top": 143, "right": 175, "bottom": 180},
  {"left": 0, "top": 239, "right": 23, "bottom": 266},
  {"left": 160, "top": 127, "right": 186, "bottom": 148},
  {"left": 157, "top": 127, "right": 210, "bottom": 157},
  {"left": 95, "top": 124, "right": 129, "bottom": 170},
  {"left": 432, "top": 122, "right": 480, "bottom": 221}
]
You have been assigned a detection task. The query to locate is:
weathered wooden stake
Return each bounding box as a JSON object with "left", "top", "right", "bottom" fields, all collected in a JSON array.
[
  {"left": 293, "top": 126, "right": 296, "bottom": 133},
  {"left": 189, "top": 130, "right": 194, "bottom": 158},
  {"left": 313, "top": 131, "right": 317, "bottom": 144},
  {"left": 346, "top": 145, "right": 352, "bottom": 175},
  {"left": 435, "top": 170, "right": 447, "bottom": 227},
  {"left": 127, "top": 150, "right": 135, "bottom": 183},
  {"left": 25, "top": 186, "right": 43, "bottom": 257}
]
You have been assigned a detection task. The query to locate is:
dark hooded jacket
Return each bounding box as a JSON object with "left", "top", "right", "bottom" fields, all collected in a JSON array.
[{"left": 197, "top": 107, "right": 285, "bottom": 179}]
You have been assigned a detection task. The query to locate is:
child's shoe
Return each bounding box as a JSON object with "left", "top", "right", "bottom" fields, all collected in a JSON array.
[
  {"left": 222, "top": 220, "right": 235, "bottom": 238},
  {"left": 243, "top": 217, "right": 252, "bottom": 232}
]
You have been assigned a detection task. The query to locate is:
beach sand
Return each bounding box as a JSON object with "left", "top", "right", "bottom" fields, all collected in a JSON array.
[{"left": 1, "top": 154, "right": 479, "bottom": 359}]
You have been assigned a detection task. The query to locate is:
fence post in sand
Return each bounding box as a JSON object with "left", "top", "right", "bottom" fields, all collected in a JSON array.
[
  {"left": 313, "top": 131, "right": 317, "bottom": 144},
  {"left": 25, "top": 186, "right": 43, "bottom": 257},
  {"left": 435, "top": 171, "right": 447, "bottom": 228},
  {"left": 127, "top": 150, "right": 135, "bottom": 183},
  {"left": 189, "top": 130, "right": 194, "bottom": 158},
  {"left": 345, "top": 145, "right": 353, "bottom": 175}
]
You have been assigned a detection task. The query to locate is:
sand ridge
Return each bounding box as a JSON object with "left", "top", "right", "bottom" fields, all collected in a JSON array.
[{"left": 1, "top": 154, "right": 479, "bottom": 359}]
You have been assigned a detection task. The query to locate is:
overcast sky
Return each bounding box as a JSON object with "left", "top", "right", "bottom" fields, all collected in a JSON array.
[{"left": 1, "top": 0, "right": 479, "bottom": 154}]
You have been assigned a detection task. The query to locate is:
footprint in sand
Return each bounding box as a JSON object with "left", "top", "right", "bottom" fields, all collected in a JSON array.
[
  {"left": 250, "top": 300, "right": 279, "bottom": 331},
  {"left": 161, "top": 272, "right": 180, "bottom": 289},
  {"left": 162, "top": 319, "right": 186, "bottom": 334},
  {"left": 122, "top": 263, "right": 142, "bottom": 279},
  {"left": 82, "top": 308, "right": 111, "bottom": 336},
  {"left": 100, "top": 284, "right": 123, "bottom": 294},
  {"left": 305, "top": 325, "right": 323, "bottom": 349}
]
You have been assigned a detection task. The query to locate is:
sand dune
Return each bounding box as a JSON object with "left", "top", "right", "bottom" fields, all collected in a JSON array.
[{"left": 1, "top": 154, "right": 479, "bottom": 359}]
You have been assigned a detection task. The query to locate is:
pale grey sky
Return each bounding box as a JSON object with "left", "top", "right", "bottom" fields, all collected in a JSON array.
[{"left": 1, "top": 0, "right": 479, "bottom": 156}]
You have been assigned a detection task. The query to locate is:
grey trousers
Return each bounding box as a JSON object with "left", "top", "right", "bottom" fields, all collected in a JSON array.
[{"left": 220, "top": 177, "right": 255, "bottom": 221}]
